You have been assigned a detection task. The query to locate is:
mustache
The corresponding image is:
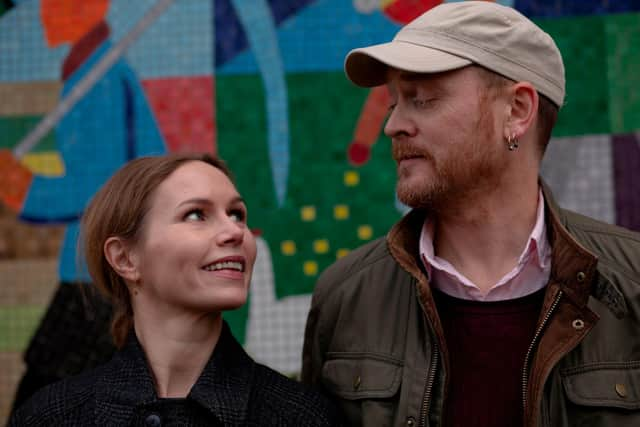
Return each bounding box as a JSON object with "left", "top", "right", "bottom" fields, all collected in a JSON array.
[{"left": 392, "top": 143, "right": 433, "bottom": 163}]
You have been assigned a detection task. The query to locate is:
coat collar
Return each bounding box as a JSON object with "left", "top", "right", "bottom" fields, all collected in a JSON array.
[
  {"left": 386, "top": 180, "right": 626, "bottom": 318},
  {"left": 94, "top": 321, "right": 254, "bottom": 426},
  {"left": 541, "top": 181, "right": 628, "bottom": 318}
]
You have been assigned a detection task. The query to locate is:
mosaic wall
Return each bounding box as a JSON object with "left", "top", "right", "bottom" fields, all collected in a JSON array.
[{"left": 1, "top": 0, "right": 639, "bottom": 421}]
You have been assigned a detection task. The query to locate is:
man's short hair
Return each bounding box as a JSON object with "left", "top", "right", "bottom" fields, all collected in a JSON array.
[{"left": 475, "top": 66, "right": 558, "bottom": 154}]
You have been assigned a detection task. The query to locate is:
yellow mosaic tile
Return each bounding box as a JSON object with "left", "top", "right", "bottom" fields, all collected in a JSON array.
[
  {"left": 281, "top": 240, "right": 296, "bottom": 255},
  {"left": 344, "top": 170, "right": 360, "bottom": 187},
  {"left": 336, "top": 248, "right": 350, "bottom": 259},
  {"left": 303, "top": 260, "right": 318, "bottom": 276},
  {"left": 357, "top": 225, "right": 373, "bottom": 240},
  {"left": 300, "top": 205, "right": 316, "bottom": 221},
  {"left": 333, "top": 204, "right": 349, "bottom": 220},
  {"left": 313, "top": 239, "right": 329, "bottom": 254}
]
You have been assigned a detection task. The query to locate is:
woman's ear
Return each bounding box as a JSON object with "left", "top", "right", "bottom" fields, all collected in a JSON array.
[{"left": 104, "top": 237, "right": 140, "bottom": 283}]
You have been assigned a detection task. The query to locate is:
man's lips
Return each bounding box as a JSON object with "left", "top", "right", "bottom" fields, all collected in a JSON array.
[{"left": 392, "top": 143, "right": 426, "bottom": 163}]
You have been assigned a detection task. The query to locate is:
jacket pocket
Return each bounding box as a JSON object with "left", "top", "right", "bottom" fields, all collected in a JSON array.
[
  {"left": 557, "top": 362, "right": 640, "bottom": 427},
  {"left": 562, "top": 363, "right": 640, "bottom": 410},
  {"left": 321, "top": 353, "right": 403, "bottom": 427}
]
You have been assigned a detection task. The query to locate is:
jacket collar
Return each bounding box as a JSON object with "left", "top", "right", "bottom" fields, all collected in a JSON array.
[
  {"left": 386, "top": 180, "right": 626, "bottom": 318},
  {"left": 94, "top": 321, "right": 254, "bottom": 426},
  {"left": 541, "top": 181, "right": 628, "bottom": 318}
]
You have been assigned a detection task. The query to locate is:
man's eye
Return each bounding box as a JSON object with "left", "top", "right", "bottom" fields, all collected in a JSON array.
[
  {"left": 184, "top": 209, "right": 205, "bottom": 221},
  {"left": 413, "top": 98, "right": 433, "bottom": 108}
]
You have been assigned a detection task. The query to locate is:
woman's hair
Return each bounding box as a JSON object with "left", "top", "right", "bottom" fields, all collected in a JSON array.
[{"left": 80, "top": 153, "right": 232, "bottom": 347}]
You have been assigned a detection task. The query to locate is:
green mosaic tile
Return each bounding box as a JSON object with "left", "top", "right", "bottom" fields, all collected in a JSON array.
[
  {"left": 0, "top": 116, "right": 56, "bottom": 152},
  {"left": 216, "top": 72, "right": 401, "bottom": 340},
  {"left": 216, "top": 74, "right": 274, "bottom": 213},
  {"left": 536, "top": 16, "right": 610, "bottom": 137},
  {"left": 0, "top": 306, "right": 45, "bottom": 352},
  {"left": 605, "top": 12, "right": 640, "bottom": 133}
]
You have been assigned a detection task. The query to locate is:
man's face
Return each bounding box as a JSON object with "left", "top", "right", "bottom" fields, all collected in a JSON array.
[{"left": 384, "top": 66, "right": 509, "bottom": 211}]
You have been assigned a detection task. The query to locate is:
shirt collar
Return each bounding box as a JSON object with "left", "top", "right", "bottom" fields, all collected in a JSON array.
[{"left": 419, "top": 189, "right": 550, "bottom": 291}]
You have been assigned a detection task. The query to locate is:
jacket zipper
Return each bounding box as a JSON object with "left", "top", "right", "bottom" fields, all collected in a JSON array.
[
  {"left": 419, "top": 343, "right": 439, "bottom": 427},
  {"left": 521, "top": 290, "right": 563, "bottom": 412}
]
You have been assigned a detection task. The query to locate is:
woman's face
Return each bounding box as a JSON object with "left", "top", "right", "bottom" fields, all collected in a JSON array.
[{"left": 130, "top": 160, "right": 256, "bottom": 315}]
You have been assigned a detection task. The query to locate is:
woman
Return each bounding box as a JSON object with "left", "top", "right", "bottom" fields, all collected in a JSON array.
[{"left": 10, "top": 153, "right": 341, "bottom": 426}]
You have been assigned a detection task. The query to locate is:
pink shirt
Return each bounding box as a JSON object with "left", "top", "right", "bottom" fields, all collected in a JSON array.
[{"left": 419, "top": 191, "right": 551, "bottom": 301}]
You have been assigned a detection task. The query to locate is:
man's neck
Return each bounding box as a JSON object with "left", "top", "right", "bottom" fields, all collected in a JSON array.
[{"left": 432, "top": 178, "right": 541, "bottom": 293}]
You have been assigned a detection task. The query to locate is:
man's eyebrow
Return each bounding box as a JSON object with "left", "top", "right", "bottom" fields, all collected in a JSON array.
[{"left": 397, "top": 71, "right": 430, "bottom": 82}]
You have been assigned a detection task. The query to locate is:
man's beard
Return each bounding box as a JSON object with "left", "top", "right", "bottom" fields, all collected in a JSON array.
[{"left": 394, "top": 111, "right": 504, "bottom": 212}]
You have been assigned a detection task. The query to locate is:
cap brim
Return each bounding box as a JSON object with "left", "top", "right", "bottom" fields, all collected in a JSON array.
[{"left": 345, "top": 41, "right": 473, "bottom": 87}]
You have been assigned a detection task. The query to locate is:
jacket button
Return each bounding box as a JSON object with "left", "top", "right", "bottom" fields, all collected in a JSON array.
[
  {"left": 353, "top": 375, "right": 361, "bottom": 390},
  {"left": 406, "top": 416, "right": 416, "bottom": 426},
  {"left": 576, "top": 271, "right": 586, "bottom": 282},
  {"left": 145, "top": 414, "right": 161, "bottom": 427},
  {"left": 615, "top": 383, "right": 628, "bottom": 398},
  {"left": 572, "top": 319, "right": 585, "bottom": 330}
]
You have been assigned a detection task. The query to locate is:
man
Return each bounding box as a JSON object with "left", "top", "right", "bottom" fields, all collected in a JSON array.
[{"left": 301, "top": 2, "right": 640, "bottom": 427}]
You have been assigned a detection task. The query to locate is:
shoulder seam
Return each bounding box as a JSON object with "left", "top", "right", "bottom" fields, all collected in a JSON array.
[{"left": 340, "top": 241, "right": 392, "bottom": 279}]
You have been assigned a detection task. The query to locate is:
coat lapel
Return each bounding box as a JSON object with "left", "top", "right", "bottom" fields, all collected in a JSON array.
[
  {"left": 93, "top": 333, "right": 159, "bottom": 426},
  {"left": 189, "top": 321, "right": 254, "bottom": 426}
]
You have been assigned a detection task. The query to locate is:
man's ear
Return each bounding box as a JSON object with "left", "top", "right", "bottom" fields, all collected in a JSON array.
[
  {"left": 505, "top": 81, "right": 538, "bottom": 140},
  {"left": 104, "top": 237, "right": 140, "bottom": 283}
]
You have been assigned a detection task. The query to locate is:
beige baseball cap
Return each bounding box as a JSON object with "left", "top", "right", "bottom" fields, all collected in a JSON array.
[{"left": 344, "top": 1, "right": 565, "bottom": 107}]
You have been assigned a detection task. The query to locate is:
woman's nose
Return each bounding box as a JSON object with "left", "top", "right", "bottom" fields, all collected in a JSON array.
[{"left": 216, "top": 217, "right": 245, "bottom": 246}]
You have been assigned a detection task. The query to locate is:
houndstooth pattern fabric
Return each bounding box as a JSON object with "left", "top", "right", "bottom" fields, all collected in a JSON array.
[{"left": 9, "top": 321, "right": 343, "bottom": 426}]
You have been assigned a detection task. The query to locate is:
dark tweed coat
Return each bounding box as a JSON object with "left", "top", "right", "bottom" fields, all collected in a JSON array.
[{"left": 9, "top": 321, "right": 342, "bottom": 426}]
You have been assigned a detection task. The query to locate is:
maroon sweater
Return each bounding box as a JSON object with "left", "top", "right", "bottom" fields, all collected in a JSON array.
[{"left": 433, "top": 288, "right": 545, "bottom": 427}]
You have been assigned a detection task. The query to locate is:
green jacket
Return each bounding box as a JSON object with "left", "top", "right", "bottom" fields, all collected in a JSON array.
[{"left": 302, "top": 185, "right": 640, "bottom": 427}]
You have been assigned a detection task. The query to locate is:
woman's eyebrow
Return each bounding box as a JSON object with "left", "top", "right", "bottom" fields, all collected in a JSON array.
[{"left": 176, "top": 196, "right": 245, "bottom": 209}]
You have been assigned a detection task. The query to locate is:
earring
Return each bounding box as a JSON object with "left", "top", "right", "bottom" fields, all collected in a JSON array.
[
  {"left": 132, "top": 278, "right": 140, "bottom": 296},
  {"left": 507, "top": 134, "right": 519, "bottom": 151}
]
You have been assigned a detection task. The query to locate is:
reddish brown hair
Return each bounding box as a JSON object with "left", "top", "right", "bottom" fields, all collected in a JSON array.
[
  {"left": 80, "top": 153, "right": 232, "bottom": 347},
  {"left": 475, "top": 66, "right": 559, "bottom": 155}
]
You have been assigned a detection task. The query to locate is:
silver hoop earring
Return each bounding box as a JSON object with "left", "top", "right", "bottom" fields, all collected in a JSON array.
[{"left": 507, "top": 134, "right": 519, "bottom": 151}]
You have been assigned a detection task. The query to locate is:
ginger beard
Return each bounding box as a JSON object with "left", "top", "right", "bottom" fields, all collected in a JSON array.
[{"left": 393, "top": 93, "right": 507, "bottom": 212}]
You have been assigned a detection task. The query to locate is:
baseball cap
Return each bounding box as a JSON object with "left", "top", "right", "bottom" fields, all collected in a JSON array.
[{"left": 344, "top": 1, "right": 565, "bottom": 107}]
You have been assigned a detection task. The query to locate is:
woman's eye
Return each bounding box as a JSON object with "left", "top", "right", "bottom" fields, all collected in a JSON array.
[
  {"left": 387, "top": 103, "right": 397, "bottom": 113},
  {"left": 229, "top": 209, "right": 246, "bottom": 223},
  {"left": 184, "top": 209, "right": 205, "bottom": 221}
]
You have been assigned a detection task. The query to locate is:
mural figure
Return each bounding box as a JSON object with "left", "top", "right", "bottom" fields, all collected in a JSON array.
[
  {"left": 0, "top": 0, "right": 316, "bottom": 411},
  {"left": 245, "top": 237, "right": 311, "bottom": 374},
  {"left": 0, "top": 0, "right": 165, "bottom": 411},
  {"left": 228, "top": 0, "right": 291, "bottom": 206}
]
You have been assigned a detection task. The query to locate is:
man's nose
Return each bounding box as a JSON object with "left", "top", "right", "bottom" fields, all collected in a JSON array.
[{"left": 384, "top": 104, "right": 416, "bottom": 138}]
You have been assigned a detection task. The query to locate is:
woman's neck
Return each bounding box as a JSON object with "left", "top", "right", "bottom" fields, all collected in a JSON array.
[{"left": 133, "top": 311, "right": 223, "bottom": 398}]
